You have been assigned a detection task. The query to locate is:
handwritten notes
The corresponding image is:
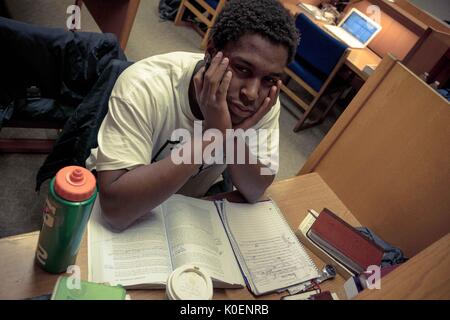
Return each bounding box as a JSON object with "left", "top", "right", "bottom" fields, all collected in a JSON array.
[{"left": 221, "top": 200, "right": 320, "bottom": 295}]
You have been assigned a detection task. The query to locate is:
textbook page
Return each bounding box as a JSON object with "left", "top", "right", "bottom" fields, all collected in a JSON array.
[
  {"left": 88, "top": 199, "right": 172, "bottom": 288},
  {"left": 163, "top": 195, "right": 245, "bottom": 288},
  {"left": 220, "top": 200, "right": 320, "bottom": 295}
]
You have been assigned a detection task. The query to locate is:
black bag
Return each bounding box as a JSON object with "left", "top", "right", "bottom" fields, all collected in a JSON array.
[{"left": 158, "top": 0, "right": 181, "bottom": 21}]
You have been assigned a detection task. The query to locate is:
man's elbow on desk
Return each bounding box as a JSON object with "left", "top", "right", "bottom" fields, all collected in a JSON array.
[
  {"left": 98, "top": 195, "right": 135, "bottom": 231},
  {"left": 98, "top": 185, "right": 155, "bottom": 231},
  {"left": 234, "top": 173, "right": 275, "bottom": 204}
]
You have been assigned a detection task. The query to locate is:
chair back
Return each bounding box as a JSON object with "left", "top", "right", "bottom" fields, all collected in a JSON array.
[{"left": 295, "top": 13, "right": 348, "bottom": 77}]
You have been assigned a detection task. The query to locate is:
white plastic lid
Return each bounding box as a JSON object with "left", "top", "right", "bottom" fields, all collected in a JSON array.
[{"left": 166, "top": 265, "right": 213, "bottom": 300}]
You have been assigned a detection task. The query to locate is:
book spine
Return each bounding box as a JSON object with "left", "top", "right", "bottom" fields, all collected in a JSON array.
[{"left": 296, "top": 211, "right": 355, "bottom": 279}]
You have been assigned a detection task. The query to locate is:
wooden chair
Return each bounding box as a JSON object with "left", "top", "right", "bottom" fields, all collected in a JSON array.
[
  {"left": 281, "top": 13, "right": 349, "bottom": 132},
  {"left": 1, "top": 1, "right": 140, "bottom": 153},
  {"left": 0, "top": 120, "right": 62, "bottom": 153},
  {"left": 299, "top": 54, "right": 450, "bottom": 258},
  {"left": 0, "top": 12, "right": 126, "bottom": 154},
  {"left": 174, "top": 0, "right": 226, "bottom": 49}
]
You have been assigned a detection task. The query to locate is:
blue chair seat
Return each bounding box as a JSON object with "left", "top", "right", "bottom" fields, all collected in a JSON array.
[
  {"left": 205, "top": 0, "right": 219, "bottom": 9},
  {"left": 288, "top": 59, "right": 325, "bottom": 92}
]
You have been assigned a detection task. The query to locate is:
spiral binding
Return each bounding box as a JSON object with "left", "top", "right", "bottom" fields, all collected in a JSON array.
[{"left": 268, "top": 197, "right": 320, "bottom": 275}]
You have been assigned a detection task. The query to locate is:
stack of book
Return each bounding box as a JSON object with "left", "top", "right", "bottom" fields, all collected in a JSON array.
[{"left": 297, "top": 208, "right": 384, "bottom": 277}]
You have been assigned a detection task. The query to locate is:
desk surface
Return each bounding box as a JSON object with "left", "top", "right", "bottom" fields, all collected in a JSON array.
[
  {"left": 281, "top": 1, "right": 382, "bottom": 80},
  {"left": 0, "top": 173, "right": 359, "bottom": 300}
]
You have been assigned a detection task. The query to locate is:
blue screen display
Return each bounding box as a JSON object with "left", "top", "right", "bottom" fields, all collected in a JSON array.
[{"left": 341, "top": 12, "right": 378, "bottom": 43}]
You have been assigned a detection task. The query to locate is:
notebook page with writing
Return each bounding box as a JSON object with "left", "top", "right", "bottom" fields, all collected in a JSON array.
[{"left": 220, "top": 200, "right": 320, "bottom": 295}]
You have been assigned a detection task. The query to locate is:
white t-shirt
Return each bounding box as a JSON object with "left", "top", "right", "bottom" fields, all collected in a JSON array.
[{"left": 86, "top": 52, "right": 280, "bottom": 197}]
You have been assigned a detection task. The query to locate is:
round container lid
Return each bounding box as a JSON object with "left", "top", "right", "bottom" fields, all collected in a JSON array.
[
  {"left": 166, "top": 265, "right": 213, "bottom": 300},
  {"left": 54, "top": 166, "right": 96, "bottom": 202}
]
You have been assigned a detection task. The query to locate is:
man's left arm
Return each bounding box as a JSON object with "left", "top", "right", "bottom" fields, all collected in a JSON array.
[
  {"left": 227, "top": 94, "right": 280, "bottom": 203},
  {"left": 227, "top": 144, "right": 276, "bottom": 203}
]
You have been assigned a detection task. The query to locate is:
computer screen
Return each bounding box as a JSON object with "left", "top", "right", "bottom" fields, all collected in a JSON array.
[{"left": 341, "top": 12, "right": 379, "bottom": 44}]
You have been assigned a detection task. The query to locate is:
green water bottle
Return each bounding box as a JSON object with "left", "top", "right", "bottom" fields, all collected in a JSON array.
[{"left": 36, "top": 166, "right": 97, "bottom": 273}]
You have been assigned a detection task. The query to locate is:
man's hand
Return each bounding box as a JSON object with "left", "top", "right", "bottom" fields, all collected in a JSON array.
[
  {"left": 235, "top": 80, "right": 281, "bottom": 131},
  {"left": 193, "top": 51, "right": 233, "bottom": 134},
  {"left": 193, "top": 51, "right": 282, "bottom": 132}
]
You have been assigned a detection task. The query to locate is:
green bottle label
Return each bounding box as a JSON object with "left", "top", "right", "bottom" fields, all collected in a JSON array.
[{"left": 36, "top": 177, "right": 97, "bottom": 273}]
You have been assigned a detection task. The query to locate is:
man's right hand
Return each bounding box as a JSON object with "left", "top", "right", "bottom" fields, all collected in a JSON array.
[{"left": 193, "top": 51, "right": 233, "bottom": 134}]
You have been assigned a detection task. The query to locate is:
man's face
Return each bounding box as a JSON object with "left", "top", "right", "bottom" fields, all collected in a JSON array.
[{"left": 215, "top": 34, "right": 288, "bottom": 125}]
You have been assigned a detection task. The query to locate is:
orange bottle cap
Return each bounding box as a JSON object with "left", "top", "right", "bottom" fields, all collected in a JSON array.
[{"left": 54, "top": 166, "right": 96, "bottom": 202}]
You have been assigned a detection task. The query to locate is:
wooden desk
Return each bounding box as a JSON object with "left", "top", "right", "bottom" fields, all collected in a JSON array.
[
  {"left": 345, "top": 49, "right": 381, "bottom": 80},
  {"left": 281, "top": 1, "right": 382, "bottom": 81},
  {"left": 0, "top": 173, "right": 358, "bottom": 300}
]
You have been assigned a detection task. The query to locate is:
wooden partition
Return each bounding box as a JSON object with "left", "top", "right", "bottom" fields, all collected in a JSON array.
[
  {"left": 403, "top": 27, "right": 450, "bottom": 85},
  {"left": 298, "top": 54, "right": 450, "bottom": 258},
  {"left": 356, "top": 233, "right": 450, "bottom": 299}
]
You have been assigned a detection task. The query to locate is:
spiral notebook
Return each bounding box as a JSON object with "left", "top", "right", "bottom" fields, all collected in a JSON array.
[{"left": 217, "top": 199, "right": 320, "bottom": 295}]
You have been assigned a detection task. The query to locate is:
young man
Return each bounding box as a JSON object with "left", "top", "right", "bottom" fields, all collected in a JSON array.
[{"left": 87, "top": 0, "right": 299, "bottom": 230}]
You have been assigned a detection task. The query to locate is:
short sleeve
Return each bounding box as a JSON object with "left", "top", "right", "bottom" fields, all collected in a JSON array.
[{"left": 95, "top": 95, "right": 154, "bottom": 171}]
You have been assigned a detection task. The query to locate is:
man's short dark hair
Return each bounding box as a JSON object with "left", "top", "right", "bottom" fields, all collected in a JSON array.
[{"left": 210, "top": 0, "right": 299, "bottom": 63}]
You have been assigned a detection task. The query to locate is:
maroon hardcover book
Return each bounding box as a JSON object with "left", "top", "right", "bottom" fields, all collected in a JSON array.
[
  {"left": 308, "top": 208, "right": 384, "bottom": 274},
  {"left": 309, "top": 291, "right": 335, "bottom": 300}
]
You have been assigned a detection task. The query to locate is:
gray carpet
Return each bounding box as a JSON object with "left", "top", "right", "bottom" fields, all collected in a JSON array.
[{"left": 0, "top": 0, "right": 336, "bottom": 238}]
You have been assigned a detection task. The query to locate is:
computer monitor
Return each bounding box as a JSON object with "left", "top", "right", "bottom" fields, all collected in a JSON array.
[{"left": 338, "top": 8, "right": 382, "bottom": 46}]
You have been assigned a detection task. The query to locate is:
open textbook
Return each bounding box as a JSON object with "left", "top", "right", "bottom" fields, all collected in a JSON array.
[{"left": 88, "top": 195, "right": 320, "bottom": 295}]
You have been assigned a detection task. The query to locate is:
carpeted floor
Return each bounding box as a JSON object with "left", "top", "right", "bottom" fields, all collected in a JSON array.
[{"left": 0, "top": 0, "right": 337, "bottom": 238}]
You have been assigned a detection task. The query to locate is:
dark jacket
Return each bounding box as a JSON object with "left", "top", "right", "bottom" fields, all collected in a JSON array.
[{"left": 0, "top": 17, "right": 131, "bottom": 190}]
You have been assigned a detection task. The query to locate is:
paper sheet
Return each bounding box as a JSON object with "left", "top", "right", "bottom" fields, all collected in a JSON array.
[{"left": 221, "top": 200, "right": 320, "bottom": 295}]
